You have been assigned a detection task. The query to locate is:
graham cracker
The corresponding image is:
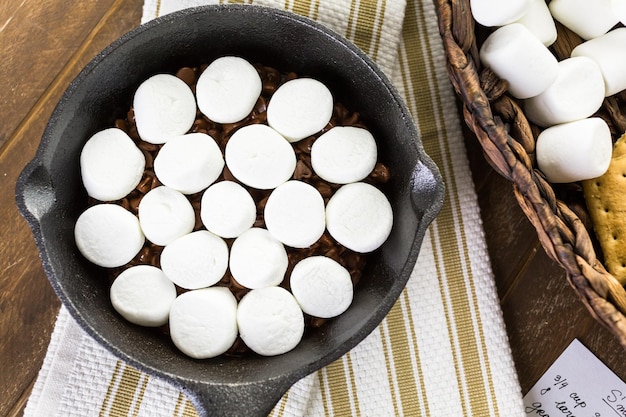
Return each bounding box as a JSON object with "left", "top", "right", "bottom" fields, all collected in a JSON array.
[{"left": 583, "top": 133, "right": 626, "bottom": 284}]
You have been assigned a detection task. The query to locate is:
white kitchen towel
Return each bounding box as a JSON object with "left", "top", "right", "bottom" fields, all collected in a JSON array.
[{"left": 24, "top": 0, "right": 525, "bottom": 415}]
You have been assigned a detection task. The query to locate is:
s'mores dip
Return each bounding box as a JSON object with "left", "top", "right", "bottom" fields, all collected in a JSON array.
[{"left": 74, "top": 56, "right": 394, "bottom": 359}]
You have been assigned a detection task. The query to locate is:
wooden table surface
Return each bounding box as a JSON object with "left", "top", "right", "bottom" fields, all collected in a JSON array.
[{"left": 2, "top": 1, "right": 625, "bottom": 416}]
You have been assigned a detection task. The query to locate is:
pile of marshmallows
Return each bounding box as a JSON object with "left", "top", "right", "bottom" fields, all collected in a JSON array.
[
  {"left": 74, "top": 56, "right": 393, "bottom": 358},
  {"left": 473, "top": 0, "right": 626, "bottom": 183}
]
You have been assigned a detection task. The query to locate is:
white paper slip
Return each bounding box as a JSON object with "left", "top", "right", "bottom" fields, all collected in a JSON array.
[{"left": 524, "top": 338, "right": 626, "bottom": 416}]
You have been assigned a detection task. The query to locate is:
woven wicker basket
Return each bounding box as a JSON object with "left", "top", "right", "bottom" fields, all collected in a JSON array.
[{"left": 434, "top": 0, "right": 626, "bottom": 348}]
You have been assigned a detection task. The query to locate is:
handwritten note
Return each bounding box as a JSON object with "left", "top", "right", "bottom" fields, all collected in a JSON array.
[{"left": 524, "top": 339, "right": 626, "bottom": 417}]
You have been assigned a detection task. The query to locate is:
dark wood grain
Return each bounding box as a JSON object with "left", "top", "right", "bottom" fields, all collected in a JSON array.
[
  {"left": 0, "top": 0, "right": 123, "bottom": 149},
  {"left": 1, "top": 1, "right": 626, "bottom": 417},
  {"left": 0, "top": 1, "right": 143, "bottom": 416}
]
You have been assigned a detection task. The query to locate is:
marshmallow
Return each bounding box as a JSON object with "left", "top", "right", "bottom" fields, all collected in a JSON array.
[
  {"left": 289, "top": 256, "right": 353, "bottom": 319},
  {"left": 326, "top": 182, "right": 393, "bottom": 253},
  {"left": 225, "top": 124, "right": 296, "bottom": 190},
  {"left": 267, "top": 78, "right": 333, "bottom": 142},
  {"left": 479, "top": 23, "right": 559, "bottom": 99},
  {"left": 536, "top": 118, "right": 613, "bottom": 183},
  {"left": 612, "top": 0, "right": 626, "bottom": 24},
  {"left": 110, "top": 265, "right": 176, "bottom": 327},
  {"left": 196, "top": 56, "right": 262, "bottom": 124},
  {"left": 200, "top": 181, "right": 256, "bottom": 238},
  {"left": 138, "top": 186, "right": 195, "bottom": 246},
  {"left": 169, "top": 287, "right": 238, "bottom": 359},
  {"left": 75, "top": 204, "right": 144, "bottom": 268},
  {"left": 310, "top": 126, "right": 378, "bottom": 184},
  {"left": 549, "top": 0, "right": 618, "bottom": 40},
  {"left": 237, "top": 286, "right": 304, "bottom": 356},
  {"left": 514, "top": 0, "right": 557, "bottom": 46},
  {"left": 153, "top": 132, "right": 224, "bottom": 194},
  {"left": 524, "top": 57, "right": 606, "bottom": 127},
  {"left": 469, "top": 0, "right": 530, "bottom": 27},
  {"left": 133, "top": 74, "right": 196, "bottom": 144},
  {"left": 229, "top": 227, "right": 288, "bottom": 289},
  {"left": 160, "top": 231, "right": 229, "bottom": 290},
  {"left": 264, "top": 181, "right": 325, "bottom": 248},
  {"left": 80, "top": 128, "right": 145, "bottom": 202},
  {"left": 571, "top": 28, "right": 626, "bottom": 97}
]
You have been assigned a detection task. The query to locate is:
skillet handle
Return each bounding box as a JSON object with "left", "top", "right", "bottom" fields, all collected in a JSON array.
[
  {"left": 16, "top": 160, "right": 56, "bottom": 223},
  {"left": 410, "top": 158, "right": 445, "bottom": 220},
  {"left": 180, "top": 378, "right": 293, "bottom": 417}
]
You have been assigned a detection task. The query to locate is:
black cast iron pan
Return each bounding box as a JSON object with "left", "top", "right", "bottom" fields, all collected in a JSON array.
[{"left": 15, "top": 5, "right": 444, "bottom": 416}]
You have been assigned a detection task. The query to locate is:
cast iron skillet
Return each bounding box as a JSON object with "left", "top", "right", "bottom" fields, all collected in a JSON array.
[{"left": 15, "top": 5, "right": 444, "bottom": 416}]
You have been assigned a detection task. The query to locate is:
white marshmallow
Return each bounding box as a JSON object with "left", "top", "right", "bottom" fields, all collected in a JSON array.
[
  {"left": 196, "top": 56, "right": 262, "bottom": 124},
  {"left": 153, "top": 132, "right": 224, "bottom": 195},
  {"left": 264, "top": 181, "right": 325, "bottom": 248},
  {"left": 479, "top": 24, "right": 558, "bottom": 99},
  {"left": 524, "top": 57, "right": 606, "bottom": 127},
  {"left": 311, "top": 126, "right": 378, "bottom": 184},
  {"left": 612, "top": 0, "right": 626, "bottom": 24},
  {"left": 225, "top": 124, "right": 296, "bottom": 190},
  {"left": 138, "top": 186, "right": 195, "bottom": 246},
  {"left": 133, "top": 74, "right": 196, "bottom": 144},
  {"left": 469, "top": 0, "right": 530, "bottom": 27},
  {"left": 110, "top": 265, "right": 176, "bottom": 327},
  {"left": 326, "top": 182, "right": 393, "bottom": 253},
  {"left": 169, "top": 287, "right": 238, "bottom": 359},
  {"left": 80, "top": 128, "right": 145, "bottom": 202},
  {"left": 200, "top": 181, "right": 256, "bottom": 238},
  {"left": 514, "top": 0, "right": 557, "bottom": 46},
  {"left": 267, "top": 78, "right": 333, "bottom": 142},
  {"left": 289, "top": 256, "right": 353, "bottom": 319},
  {"left": 229, "top": 227, "right": 288, "bottom": 289},
  {"left": 571, "top": 28, "right": 626, "bottom": 97},
  {"left": 237, "top": 286, "right": 304, "bottom": 356},
  {"left": 549, "top": 0, "right": 618, "bottom": 40},
  {"left": 536, "top": 118, "right": 613, "bottom": 183},
  {"left": 160, "top": 231, "right": 228, "bottom": 290},
  {"left": 75, "top": 204, "right": 144, "bottom": 268}
]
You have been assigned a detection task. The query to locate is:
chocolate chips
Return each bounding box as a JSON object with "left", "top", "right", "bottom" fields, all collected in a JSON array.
[{"left": 101, "top": 63, "right": 390, "bottom": 356}]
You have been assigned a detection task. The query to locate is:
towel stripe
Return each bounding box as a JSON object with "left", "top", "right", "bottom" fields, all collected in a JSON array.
[
  {"left": 379, "top": 320, "right": 401, "bottom": 415},
  {"left": 317, "top": 367, "right": 333, "bottom": 416},
  {"left": 99, "top": 360, "right": 123, "bottom": 417},
  {"left": 399, "top": 289, "right": 431, "bottom": 416},
  {"left": 98, "top": 361, "right": 153, "bottom": 417},
  {"left": 345, "top": 0, "right": 360, "bottom": 43},
  {"left": 346, "top": 352, "right": 362, "bottom": 416},
  {"left": 369, "top": 0, "right": 387, "bottom": 61},
  {"left": 323, "top": 357, "right": 354, "bottom": 416},
  {"left": 346, "top": 0, "right": 386, "bottom": 61},
  {"left": 172, "top": 391, "right": 198, "bottom": 417},
  {"left": 398, "top": 1, "right": 501, "bottom": 416},
  {"left": 287, "top": 0, "right": 320, "bottom": 18},
  {"left": 382, "top": 299, "right": 419, "bottom": 416},
  {"left": 133, "top": 373, "right": 150, "bottom": 416},
  {"left": 172, "top": 393, "right": 186, "bottom": 417},
  {"left": 183, "top": 399, "right": 198, "bottom": 417}
]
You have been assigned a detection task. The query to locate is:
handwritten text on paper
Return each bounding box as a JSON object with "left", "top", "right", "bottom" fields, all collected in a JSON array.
[{"left": 523, "top": 339, "right": 626, "bottom": 417}]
